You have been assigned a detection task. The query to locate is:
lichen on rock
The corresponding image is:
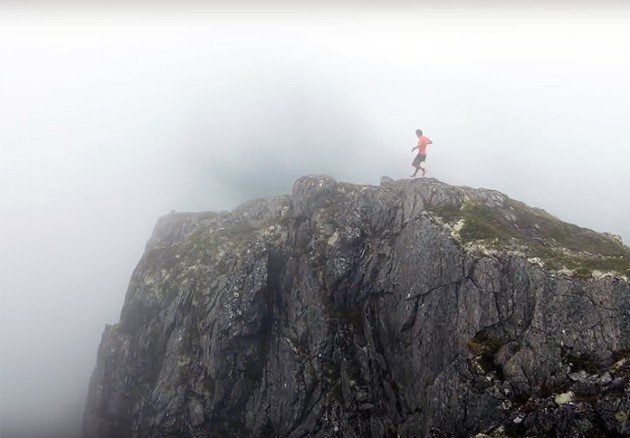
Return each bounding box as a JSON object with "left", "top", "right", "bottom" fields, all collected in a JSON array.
[{"left": 84, "top": 176, "right": 630, "bottom": 438}]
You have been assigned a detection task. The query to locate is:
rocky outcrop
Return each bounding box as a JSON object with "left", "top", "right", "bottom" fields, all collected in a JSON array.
[{"left": 84, "top": 176, "right": 630, "bottom": 437}]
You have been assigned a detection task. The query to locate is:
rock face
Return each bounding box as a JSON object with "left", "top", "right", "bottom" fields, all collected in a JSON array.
[{"left": 84, "top": 176, "right": 630, "bottom": 438}]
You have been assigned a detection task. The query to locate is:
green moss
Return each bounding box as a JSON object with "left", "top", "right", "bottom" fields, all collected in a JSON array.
[
  {"left": 428, "top": 198, "right": 630, "bottom": 277},
  {"left": 468, "top": 333, "right": 506, "bottom": 354},
  {"left": 511, "top": 392, "right": 534, "bottom": 410},
  {"left": 565, "top": 353, "right": 601, "bottom": 374},
  {"left": 326, "top": 380, "right": 343, "bottom": 406},
  {"left": 179, "top": 219, "right": 258, "bottom": 265},
  {"left": 467, "top": 333, "right": 507, "bottom": 376},
  {"left": 139, "top": 213, "right": 290, "bottom": 305},
  {"left": 174, "top": 213, "right": 290, "bottom": 277},
  {"left": 573, "top": 266, "right": 593, "bottom": 279},
  {"left": 143, "top": 246, "right": 179, "bottom": 270},
  {"left": 322, "top": 353, "right": 344, "bottom": 407},
  {"left": 427, "top": 204, "right": 463, "bottom": 223},
  {"left": 286, "top": 336, "right": 309, "bottom": 360},
  {"left": 459, "top": 204, "right": 516, "bottom": 242},
  {"left": 306, "top": 362, "right": 317, "bottom": 381}
]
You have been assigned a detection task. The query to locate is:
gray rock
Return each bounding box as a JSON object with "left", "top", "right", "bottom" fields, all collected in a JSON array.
[
  {"left": 568, "top": 370, "right": 589, "bottom": 383},
  {"left": 84, "top": 175, "right": 630, "bottom": 438},
  {"left": 380, "top": 176, "right": 394, "bottom": 186}
]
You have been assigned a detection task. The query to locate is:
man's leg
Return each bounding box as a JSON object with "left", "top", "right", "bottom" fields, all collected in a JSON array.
[
  {"left": 419, "top": 156, "right": 427, "bottom": 176},
  {"left": 411, "top": 155, "right": 421, "bottom": 177}
]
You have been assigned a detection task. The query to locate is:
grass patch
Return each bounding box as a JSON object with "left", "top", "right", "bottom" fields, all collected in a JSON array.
[
  {"left": 323, "top": 359, "right": 343, "bottom": 406},
  {"left": 428, "top": 198, "right": 630, "bottom": 277},
  {"left": 467, "top": 332, "right": 507, "bottom": 376}
]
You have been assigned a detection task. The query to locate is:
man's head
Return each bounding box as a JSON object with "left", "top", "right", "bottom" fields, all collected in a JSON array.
[{"left": 416, "top": 129, "right": 423, "bottom": 136}]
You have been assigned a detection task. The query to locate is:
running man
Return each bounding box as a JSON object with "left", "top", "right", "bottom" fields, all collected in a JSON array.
[{"left": 410, "top": 129, "right": 433, "bottom": 177}]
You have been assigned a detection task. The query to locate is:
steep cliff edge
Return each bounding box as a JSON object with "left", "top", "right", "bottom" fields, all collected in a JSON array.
[{"left": 84, "top": 176, "right": 630, "bottom": 437}]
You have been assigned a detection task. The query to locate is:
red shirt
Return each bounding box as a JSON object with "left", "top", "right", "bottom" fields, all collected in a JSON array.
[{"left": 417, "top": 136, "right": 431, "bottom": 155}]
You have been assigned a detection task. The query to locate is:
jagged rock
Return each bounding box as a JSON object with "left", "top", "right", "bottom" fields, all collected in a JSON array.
[
  {"left": 568, "top": 370, "right": 589, "bottom": 382},
  {"left": 379, "top": 176, "right": 394, "bottom": 186},
  {"left": 84, "top": 176, "right": 630, "bottom": 438}
]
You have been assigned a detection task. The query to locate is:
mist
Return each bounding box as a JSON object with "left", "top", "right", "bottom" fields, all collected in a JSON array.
[{"left": 2, "top": 3, "right": 630, "bottom": 437}]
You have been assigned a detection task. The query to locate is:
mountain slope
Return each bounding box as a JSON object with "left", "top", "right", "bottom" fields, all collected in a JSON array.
[{"left": 84, "top": 176, "right": 630, "bottom": 437}]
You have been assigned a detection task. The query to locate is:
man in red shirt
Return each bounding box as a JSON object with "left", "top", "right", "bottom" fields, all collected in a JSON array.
[{"left": 410, "top": 129, "right": 433, "bottom": 177}]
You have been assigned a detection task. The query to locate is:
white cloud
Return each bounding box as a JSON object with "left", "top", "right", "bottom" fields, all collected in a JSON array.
[{"left": 2, "top": 5, "right": 629, "bottom": 435}]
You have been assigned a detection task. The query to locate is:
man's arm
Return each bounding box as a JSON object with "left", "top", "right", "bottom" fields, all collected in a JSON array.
[
  {"left": 411, "top": 146, "right": 418, "bottom": 152},
  {"left": 427, "top": 139, "right": 433, "bottom": 145}
]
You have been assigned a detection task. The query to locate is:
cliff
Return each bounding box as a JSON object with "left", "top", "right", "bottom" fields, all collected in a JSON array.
[{"left": 84, "top": 176, "right": 630, "bottom": 437}]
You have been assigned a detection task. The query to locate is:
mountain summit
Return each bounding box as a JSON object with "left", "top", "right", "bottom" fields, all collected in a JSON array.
[{"left": 84, "top": 176, "right": 630, "bottom": 437}]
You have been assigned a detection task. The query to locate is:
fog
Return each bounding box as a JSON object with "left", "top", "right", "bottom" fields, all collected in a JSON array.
[{"left": 1, "top": 3, "right": 630, "bottom": 436}]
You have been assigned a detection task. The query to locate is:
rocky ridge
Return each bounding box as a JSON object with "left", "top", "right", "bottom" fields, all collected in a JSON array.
[{"left": 84, "top": 176, "right": 630, "bottom": 437}]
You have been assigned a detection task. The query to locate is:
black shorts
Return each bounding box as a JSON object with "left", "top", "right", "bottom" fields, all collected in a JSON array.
[{"left": 412, "top": 154, "right": 426, "bottom": 166}]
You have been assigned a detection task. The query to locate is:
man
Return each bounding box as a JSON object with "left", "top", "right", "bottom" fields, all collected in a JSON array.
[{"left": 410, "top": 129, "right": 433, "bottom": 177}]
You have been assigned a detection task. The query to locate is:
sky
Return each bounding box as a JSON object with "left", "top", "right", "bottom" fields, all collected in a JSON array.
[{"left": 1, "top": 2, "right": 630, "bottom": 437}]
